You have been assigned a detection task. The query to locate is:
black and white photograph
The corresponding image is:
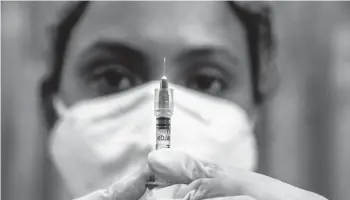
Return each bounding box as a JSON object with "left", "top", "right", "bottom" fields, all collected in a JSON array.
[{"left": 1, "top": 1, "right": 350, "bottom": 200}]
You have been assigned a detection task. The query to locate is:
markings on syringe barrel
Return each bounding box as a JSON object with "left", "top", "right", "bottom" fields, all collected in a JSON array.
[
  {"left": 157, "top": 135, "right": 170, "bottom": 141},
  {"left": 156, "top": 117, "right": 171, "bottom": 149}
]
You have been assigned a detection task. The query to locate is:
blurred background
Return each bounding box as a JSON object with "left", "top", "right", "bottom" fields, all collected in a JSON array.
[{"left": 1, "top": 1, "right": 350, "bottom": 200}]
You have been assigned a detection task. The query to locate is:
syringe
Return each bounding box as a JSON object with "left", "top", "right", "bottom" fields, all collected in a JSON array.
[{"left": 146, "top": 58, "right": 174, "bottom": 188}]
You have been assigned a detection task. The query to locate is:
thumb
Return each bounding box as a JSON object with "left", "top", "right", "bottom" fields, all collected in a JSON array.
[
  {"left": 74, "top": 166, "right": 151, "bottom": 200},
  {"left": 148, "top": 149, "right": 223, "bottom": 184}
]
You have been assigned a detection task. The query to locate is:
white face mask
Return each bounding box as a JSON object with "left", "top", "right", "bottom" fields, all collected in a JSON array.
[{"left": 50, "top": 82, "right": 257, "bottom": 197}]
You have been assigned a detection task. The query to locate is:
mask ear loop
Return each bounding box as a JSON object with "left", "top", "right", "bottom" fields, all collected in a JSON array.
[{"left": 52, "top": 96, "right": 68, "bottom": 118}]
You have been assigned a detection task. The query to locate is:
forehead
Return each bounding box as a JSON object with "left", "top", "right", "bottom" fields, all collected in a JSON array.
[
  {"left": 70, "top": 1, "right": 245, "bottom": 54},
  {"left": 82, "top": 1, "right": 235, "bottom": 28}
]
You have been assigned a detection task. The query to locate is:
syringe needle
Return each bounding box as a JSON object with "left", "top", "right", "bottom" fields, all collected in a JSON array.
[
  {"left": 163, "top": 57, "right": 166, "bottom": 77},
  {"left": 161, "top": 57, "right": 168, "bottom": 89}
]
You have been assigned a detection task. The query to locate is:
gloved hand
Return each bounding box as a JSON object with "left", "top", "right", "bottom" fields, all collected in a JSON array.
[
  {"left": 74, "top": 149, "right": 328, "bottom": 200},
  {"left": 147, "top": 149, "right": 329, "bottom": 200},
  {"left": 73, "top": 166, "right": 151, "bottom": 200}
]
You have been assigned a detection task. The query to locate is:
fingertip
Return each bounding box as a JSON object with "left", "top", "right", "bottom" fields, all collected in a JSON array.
[
  {"left": 148, "top": 149, "right": 184, "bottom": 168},
  {"left": 148, "top": 149, "right": 179, "bottom": 159},
  {"left": 148, "top": 149, "right": 193, "bottom": 184},
  {"left": 148, "top": 149, "right": 222, "bottom": 184},
  {"left": 147, "top": 149, "right": 175, "bottom": 178}
]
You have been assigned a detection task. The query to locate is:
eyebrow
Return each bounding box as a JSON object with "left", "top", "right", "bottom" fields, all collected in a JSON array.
[
  {"left": 175, "top": 46, "right": 240, "bottom": 65},
  {"left": 76, "top": 39, "right": 148, "bottom": 77},
  {"left": 81, "top": 39, "right": 146, "bottom": 61}
]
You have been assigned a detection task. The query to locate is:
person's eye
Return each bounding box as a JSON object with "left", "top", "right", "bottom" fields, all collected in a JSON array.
[
  {"left": 86, "top": 64, "right": 140, "bottom": 95},
  {"left": 186, "top": 65, "right": 228, "bottom": 96}
]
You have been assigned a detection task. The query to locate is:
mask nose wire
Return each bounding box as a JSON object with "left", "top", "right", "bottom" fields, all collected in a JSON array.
[
  {"left": 175, "top": 103, "right": 211, "bottom": 125},
  {"left": 169, "top": 83, "right": 212, "bottom": 125},
  {"left": 52, "top": 81, "right": 159, "bottom": 118}
]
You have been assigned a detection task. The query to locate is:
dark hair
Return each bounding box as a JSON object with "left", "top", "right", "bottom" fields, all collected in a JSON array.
[{"left": 40, "top": 1, "right": 277, "bottom": 129}]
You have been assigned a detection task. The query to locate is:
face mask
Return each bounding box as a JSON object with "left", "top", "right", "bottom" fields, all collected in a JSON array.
[{"left": 50, "top": 82, "right": 257, "bottom": 198}]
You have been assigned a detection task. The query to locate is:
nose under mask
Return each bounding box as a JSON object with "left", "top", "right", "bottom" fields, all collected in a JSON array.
[{"left": 50, "top": 82, "right": 258, "bottom": 197}]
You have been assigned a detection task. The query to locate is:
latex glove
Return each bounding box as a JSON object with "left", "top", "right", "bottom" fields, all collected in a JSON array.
[
  {"left": 148, "top": 149, "right": 329, "bottom": 200},
  {"left": 73, "top": 166, "right": 151, "bottom": 200}
]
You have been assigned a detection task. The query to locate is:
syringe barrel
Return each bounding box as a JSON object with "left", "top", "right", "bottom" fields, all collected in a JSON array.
[
  {"left": 146, "top": 87, "right": 173, "bottom": 189},
  {"left": 154, "top": 88, "right": 174, "bottom": 117}
]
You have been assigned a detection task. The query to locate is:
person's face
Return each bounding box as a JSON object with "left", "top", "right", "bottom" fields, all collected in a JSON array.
[{"left": 58, "top": 1, "right": 254, "bottom": 113}]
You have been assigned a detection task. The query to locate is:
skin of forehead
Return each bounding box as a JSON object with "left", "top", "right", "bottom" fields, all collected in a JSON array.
[{"left": 65, "top": 1, "right": 248, "bottom": 61}]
